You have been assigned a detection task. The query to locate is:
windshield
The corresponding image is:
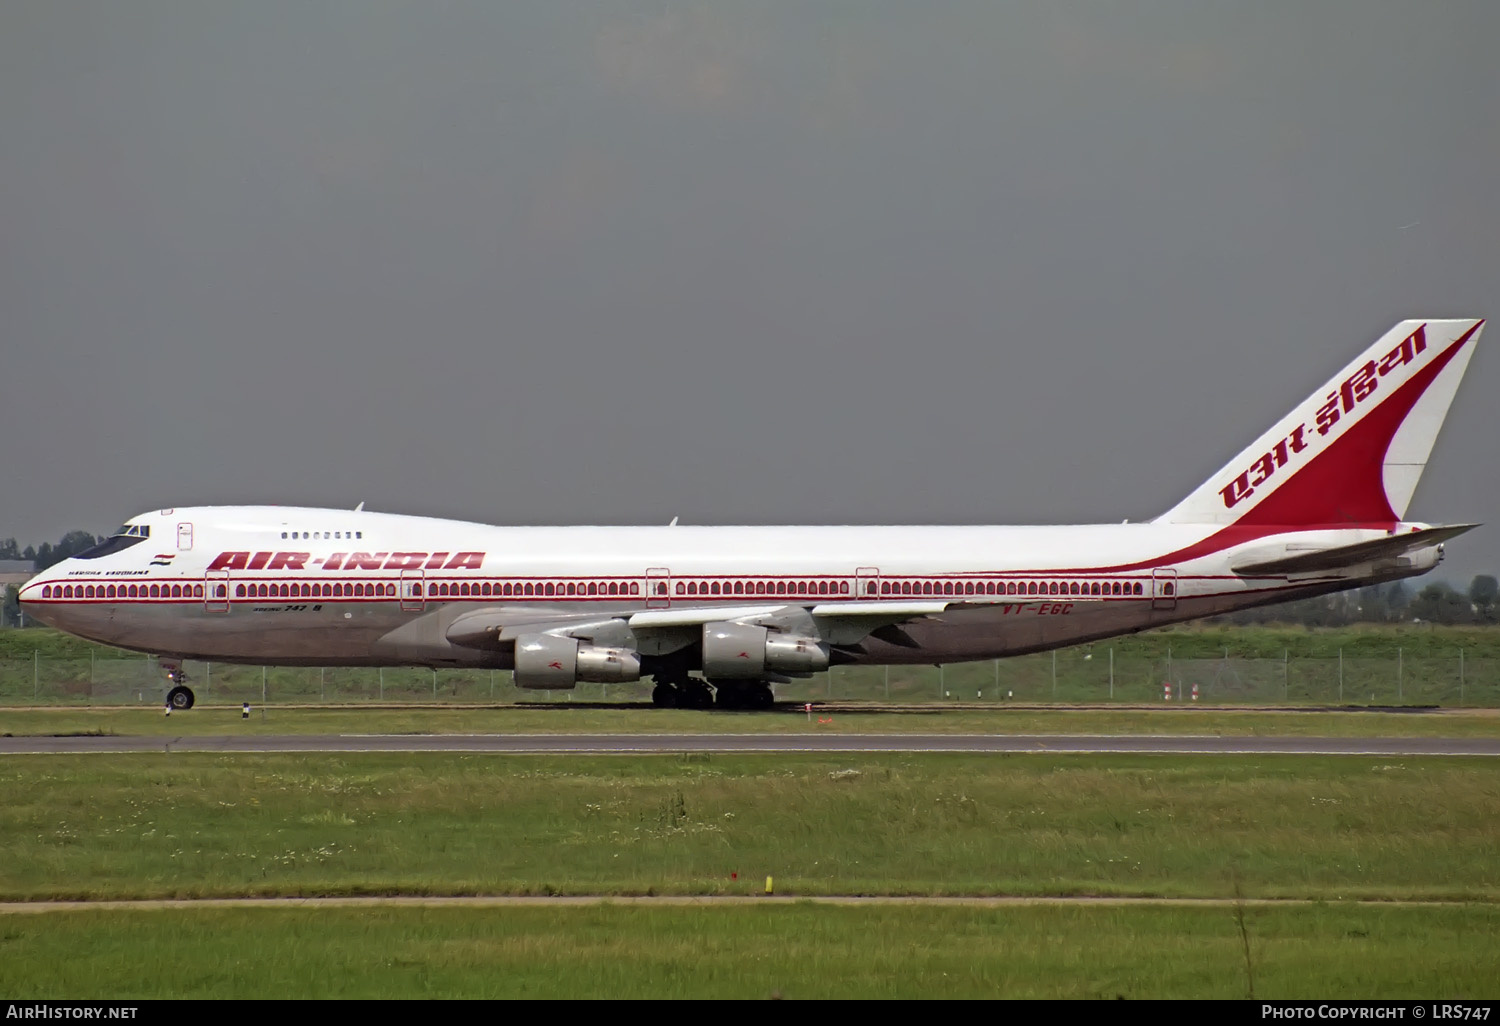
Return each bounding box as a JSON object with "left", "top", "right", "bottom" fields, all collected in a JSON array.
[{"left": 73, "top": 524, "right": 151, "bottom": 560}]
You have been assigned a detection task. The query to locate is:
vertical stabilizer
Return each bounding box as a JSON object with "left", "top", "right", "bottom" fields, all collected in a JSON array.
[{"left": 1156, "top": 319, "right": 1484, "bottom": 526}]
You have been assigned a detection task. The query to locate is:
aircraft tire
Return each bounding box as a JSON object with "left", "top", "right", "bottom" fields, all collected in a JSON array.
[
  {"left": 682, "top": 681, "right": 715, "bottom": 709},
  {"left": 167, "top": 686, "right": 195, "bottom": 711},
  {"left": 651, "top": 684, "right": 678, "bottom": 708}
]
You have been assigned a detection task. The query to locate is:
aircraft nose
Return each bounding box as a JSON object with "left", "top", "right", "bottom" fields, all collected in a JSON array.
[
  {"left": 17, "top": 572, "right": 57, "bottom": 627},
  {"left": 18, "top": 575, "right": 43, "bottom": 605}
]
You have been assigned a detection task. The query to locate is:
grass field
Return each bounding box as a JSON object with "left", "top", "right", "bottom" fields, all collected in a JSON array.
[
  {"left": 4, "top": 752, "right": 1497, "bottom": 903},
  {"left": 5, "top": 616, "right": 1497, "bottom": 999},
  {"left": 5, "top": 902, "right": 1497, "bottom": 999},
  {"left": 5, "top": 704, "right": 1500, "bottom": 738}
]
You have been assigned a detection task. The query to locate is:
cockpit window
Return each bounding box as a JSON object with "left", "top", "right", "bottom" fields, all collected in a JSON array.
[{"left": 73, "top": 525, "right": 151, "bottom": 560}]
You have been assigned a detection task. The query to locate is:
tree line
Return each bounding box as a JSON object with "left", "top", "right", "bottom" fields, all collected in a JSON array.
[
  {"left": 1210, "top": 575, "right": 1500, "bottom": 627},
  {"left": 0, "top": 532, "right": 107, "bottom": 572}
]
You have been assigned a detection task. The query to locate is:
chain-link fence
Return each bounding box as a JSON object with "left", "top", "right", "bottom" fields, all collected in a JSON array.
[{"left": 1, "top": 646, "right": 1497, "bottom": 706}]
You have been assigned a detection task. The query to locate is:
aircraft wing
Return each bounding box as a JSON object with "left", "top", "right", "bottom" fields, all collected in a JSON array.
[
  {"left": 444, "top": 593, "right": 1095, "bottom": 651},
  {"left": 1230, "top": 524, "right": 1479, "bottom": 576}
]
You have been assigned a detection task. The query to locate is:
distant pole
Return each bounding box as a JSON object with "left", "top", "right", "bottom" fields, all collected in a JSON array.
[
  {"left": 433, "top": 668, "right": 438, "bottom": 697},
  {"left": 490, "top": 669, "right": 495, "bottom": 700},
  {"left": 205, "top": 662, "right": 210, "bottom": 700},
  {"left": 1051, "top": 650, "right": 1057, "bottom": 698},
  {"left": 262, "top": 666, "right": 267, "bottom": 705},
  {"left": 885, "top": 665, "right": 890, "bottom": 700},
  {"left": 1338, "top": 647, "right": 1343, "bottom": 702},
  {"left": 1166, "top": 645, "right": 1172, "bottom": 692},
  {"left": 1109, "top": 647, "right": 1114, "bottom": 700},
  {"left": 940, "top": 663, "right": 946, "bottom": 699},
  {"left": 33, "top": 649, "right": 38, "bottom": 698},
  {"left": 993, "top": 659, "right": 999, "bottom": 695},
  {"left": 1459, "top": 649, "right": 1465, "bottom": 704},
  {"left": 90, "top": 649, "right": 95, "bottom": 690},
  {"left": 379, "top": 667, "right": 384, "bottom": 701},
  {"left": 1398, "top": 647, "right": 1403, "bottom": 701},
  {"left": 1284, "top": 649, "right": 1289, "bottom": 700},
  {"left": 320, "top": 666, "right": 325, "bottom": 700}
]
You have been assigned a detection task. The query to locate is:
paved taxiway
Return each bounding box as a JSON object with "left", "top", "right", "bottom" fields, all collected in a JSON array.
[{"left": 2, "top": 733, "right": 1497, "bottom": 755}]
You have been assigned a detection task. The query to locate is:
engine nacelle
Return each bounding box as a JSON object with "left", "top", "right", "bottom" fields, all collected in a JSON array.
[
  {"left": 702, "top": 622, "right": 829, "bottom": 678},
  {"left": 513, "top": 633, "right": 643, "bottom": 689}
]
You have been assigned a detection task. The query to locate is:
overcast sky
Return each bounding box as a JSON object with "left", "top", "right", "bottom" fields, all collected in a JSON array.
[{"left": 2, "top": 2, "right": 1496, "bottom": 578}]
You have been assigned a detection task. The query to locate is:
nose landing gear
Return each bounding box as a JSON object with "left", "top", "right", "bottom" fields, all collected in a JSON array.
[{"left": 159, "top": 659, "right": 195, "bottom": 710}]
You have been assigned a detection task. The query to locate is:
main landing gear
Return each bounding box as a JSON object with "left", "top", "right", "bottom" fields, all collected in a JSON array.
[
  {"left": 649, "top": 674, "right": 773, "bottom": 710},
  {"left": 650, "top": 674, "right": 715, "bottom": 709},
  {"left": 160, "top": 659, "right": 195, "bottom": 710},
  {"left": 709, "top": 680, "right": 775, "bottom": 710}
]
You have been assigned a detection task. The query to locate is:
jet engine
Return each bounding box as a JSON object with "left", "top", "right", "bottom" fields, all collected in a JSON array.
[
  {"left": 701, "top": 622, "right": 829, "bottom": 678},
  {"left": 513, "top": 633, "right": 643, "bottom": 689}
]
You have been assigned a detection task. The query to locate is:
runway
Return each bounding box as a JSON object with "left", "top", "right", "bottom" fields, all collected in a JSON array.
[{"left": 2, "top": 733, "right": 1498, "bottom": 756}]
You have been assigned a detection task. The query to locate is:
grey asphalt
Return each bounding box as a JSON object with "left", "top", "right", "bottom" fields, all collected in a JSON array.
[{"left": 1, "top": 734, "right": 1497, "bottom": 756}]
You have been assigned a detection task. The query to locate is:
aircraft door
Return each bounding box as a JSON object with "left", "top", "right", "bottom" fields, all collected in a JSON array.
[
  {"left": 205, "top": 569, "right": 229, "bottom": 613},
  {"left": 401, "top": 569, "right": 425, "bottom": 612},
  {"left": 1152, "top": 568, "right": 1179, "bottom": 610},
  {"left": 177, "top": 523, "right": 193, "bottom": 550},
  {"left": 856, "top": 566, "right": 881, "bottom": 599},
  {"left": 646, "top": 568, "right": 671, "bottom": 609}
]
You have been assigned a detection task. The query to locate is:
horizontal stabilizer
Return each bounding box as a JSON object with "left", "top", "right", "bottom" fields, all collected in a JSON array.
[{"left": 1231, "top": 523, "right": 1478, "bottom": 576}]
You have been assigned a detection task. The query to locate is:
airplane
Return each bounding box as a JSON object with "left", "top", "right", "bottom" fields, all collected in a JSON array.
[{"left": 18, "top": 318, "right": 1485, "bottom": 710}]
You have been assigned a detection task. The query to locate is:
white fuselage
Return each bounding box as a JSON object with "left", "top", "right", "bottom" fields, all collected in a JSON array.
[{"left": 17, "top": 505, "right": 1436, "bottom": 670}]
